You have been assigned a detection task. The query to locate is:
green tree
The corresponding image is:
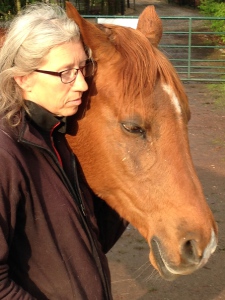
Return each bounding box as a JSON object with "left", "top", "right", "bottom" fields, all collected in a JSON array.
[
  {"left": 0, "top": 0, "right": 66, "bottom": 18},
  {"left": 199, "top": 0, "right": 225, "bottom": 42}
]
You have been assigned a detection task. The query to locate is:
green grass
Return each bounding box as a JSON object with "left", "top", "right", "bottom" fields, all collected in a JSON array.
[
  {"left": 207, "top": 83, "right": 225, "bottom": 109},
  {"left": 212, "top": 138, "right": 225, "bottom": 147}
]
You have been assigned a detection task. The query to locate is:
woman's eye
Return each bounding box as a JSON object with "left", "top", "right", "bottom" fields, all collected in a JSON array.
[{"left": 122, "top": 123, "right": 146, "bottom": 136}]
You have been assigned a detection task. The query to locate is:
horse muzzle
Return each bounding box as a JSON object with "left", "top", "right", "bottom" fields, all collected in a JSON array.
[{"left": 150, "top": 229, "right": 217, "bottom": 281}]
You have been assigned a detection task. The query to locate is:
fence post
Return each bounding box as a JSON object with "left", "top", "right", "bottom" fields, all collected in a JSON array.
[{"left": 187, "top": 17, "right": 192, "bottom": 80}]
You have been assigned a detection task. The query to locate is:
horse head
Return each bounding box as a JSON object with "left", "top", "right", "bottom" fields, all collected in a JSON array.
[{"left": 66, "top": 2, "right": 218, "bottom": 281}]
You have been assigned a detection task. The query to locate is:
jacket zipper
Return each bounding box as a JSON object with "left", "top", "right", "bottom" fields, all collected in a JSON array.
[{"left": 71, "top": 155, "right": 112, "bottom": 300}]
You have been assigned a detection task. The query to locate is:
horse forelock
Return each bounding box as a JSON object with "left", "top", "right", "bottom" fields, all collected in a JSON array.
[
  {"left": 94, "top": 25, "right": 190, "bottom": 121},
  {"left": 110, "top": 26, "right": 158, "bottom": 98},
  {"left": 153, "top": 48, "right": 190, "bottom": 121}
]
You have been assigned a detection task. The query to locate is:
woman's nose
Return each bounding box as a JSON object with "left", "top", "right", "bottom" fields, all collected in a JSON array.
[{"left": 72, "top": 70, "right": 88, "bottom": 91}]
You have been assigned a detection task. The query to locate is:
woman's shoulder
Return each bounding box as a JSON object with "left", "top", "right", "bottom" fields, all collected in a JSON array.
[{"left": 0, "top": 118, "right": 19, "bottom": 143}]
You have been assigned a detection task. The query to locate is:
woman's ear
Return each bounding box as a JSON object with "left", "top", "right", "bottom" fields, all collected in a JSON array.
[{"left": 14, "top": 75, "right": 32, "bottom": 92}]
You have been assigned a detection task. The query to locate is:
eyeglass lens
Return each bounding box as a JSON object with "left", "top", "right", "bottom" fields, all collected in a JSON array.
[{"left": 61, "top": 62, "right": 95, "bottom": 83}]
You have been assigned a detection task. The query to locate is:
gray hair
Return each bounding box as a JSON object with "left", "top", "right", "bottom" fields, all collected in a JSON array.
[{"left": 0, "top": 3, "right": 84, "bottom": 126}]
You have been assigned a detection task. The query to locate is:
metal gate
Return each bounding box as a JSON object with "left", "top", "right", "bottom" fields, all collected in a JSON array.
[
  {"left": 83, "top": 15, "right": 225, "bottom": 82},
  {"left": 160, "top": 16, "right": 225, "bottom": 82}
]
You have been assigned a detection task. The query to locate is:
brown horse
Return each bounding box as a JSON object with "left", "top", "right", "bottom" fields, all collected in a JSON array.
[
  {"left": 0, "top": 28, "right": 6, "bottom": 47},
  {"left": 66, "top": 3, "right": 217, "bottom": 281}
]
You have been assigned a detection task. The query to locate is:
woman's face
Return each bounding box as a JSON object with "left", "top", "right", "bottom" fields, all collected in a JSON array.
[{"left": 16, "top": 41, "right": 88, "bottom": 117}]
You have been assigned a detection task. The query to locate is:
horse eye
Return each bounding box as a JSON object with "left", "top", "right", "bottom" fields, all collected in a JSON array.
[{"left": 122, "top": 123, "right": 146, "bottom": 136}]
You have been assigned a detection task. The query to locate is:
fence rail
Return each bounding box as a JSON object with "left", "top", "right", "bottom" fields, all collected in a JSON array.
[{"left": 83, "top": 15, "right": 225, "bottom": 82}]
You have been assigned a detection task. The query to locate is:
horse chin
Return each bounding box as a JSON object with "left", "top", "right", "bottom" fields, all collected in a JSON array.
[
  {"left": 150, "top": 237, "right": 199, "bottom": 281},
  {"left": 149, "top": 239, "right": 179, "bottom": 281}
]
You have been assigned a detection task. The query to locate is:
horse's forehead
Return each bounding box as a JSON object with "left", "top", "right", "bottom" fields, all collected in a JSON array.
[
  {"left": 96, "top": 78, "right": 183, "bottom": 120},
  {"left": 140, "top": 80, "right": 182, "bottom": 115},
  {"left": 101, "top": 82, "right": 183, "bottom": 125},
  {"left": 161, "top": 84, "right": 182, "bottom": 115}
]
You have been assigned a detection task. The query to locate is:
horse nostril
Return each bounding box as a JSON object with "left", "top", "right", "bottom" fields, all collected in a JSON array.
[{"left": 181, "top": 239, "right": 201, "bottom": 265}]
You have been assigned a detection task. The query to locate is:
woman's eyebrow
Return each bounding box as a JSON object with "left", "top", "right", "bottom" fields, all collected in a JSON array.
[
  {"left": 79, "top": 59, "right": 89, "bottom": 66},
  {"left": 60, "top": 59, "right": 89, "bottom": 70}
]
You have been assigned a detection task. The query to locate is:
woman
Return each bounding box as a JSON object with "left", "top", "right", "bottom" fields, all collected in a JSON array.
[{"left": 0, "top": 4, "right": 127, "bottom": 299}]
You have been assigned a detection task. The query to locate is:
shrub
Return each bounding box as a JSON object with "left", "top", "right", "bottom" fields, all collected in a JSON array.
[{"left": 199, "top": 0, "right": 225, "bottom": 42}]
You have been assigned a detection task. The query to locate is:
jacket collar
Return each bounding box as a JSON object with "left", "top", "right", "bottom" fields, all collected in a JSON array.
[
  {"left": 25, "top": 100, "right": 67, "bottom": 134},
  {"left": 16, "top": 101, "right": 67, "bottom": 149}
]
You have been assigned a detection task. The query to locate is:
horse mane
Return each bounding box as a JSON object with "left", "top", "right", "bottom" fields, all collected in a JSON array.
[
  {"left": 99, "top": 25, "right": 190, "bottom": 121},
  {"left": 0, "top": 27, "right": 6, "bottom": 47}
]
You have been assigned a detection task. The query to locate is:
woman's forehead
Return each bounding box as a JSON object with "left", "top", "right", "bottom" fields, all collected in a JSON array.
[{"left": 41, "top": 41, "right": 87, "bottom": 68}]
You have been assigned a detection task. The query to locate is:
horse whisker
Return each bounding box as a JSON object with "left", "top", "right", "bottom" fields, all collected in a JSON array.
[
  {"left": 133, "top": 261, "right": 152, "bottom": 280},
  {"left": 111, "top": 278, "right": 134, "bottom": 284},
  {"left": 144, "top": 268, "right": 161, "bottom": 283}
]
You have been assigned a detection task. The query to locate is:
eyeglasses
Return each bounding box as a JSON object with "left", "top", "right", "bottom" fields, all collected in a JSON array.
[{"left": 34, "top": 60, "right": 96, "bottom": 84}]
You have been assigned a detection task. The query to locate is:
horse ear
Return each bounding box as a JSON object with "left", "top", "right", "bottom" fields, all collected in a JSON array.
[
  {"left": 137, "top": 5, "right": 163, "bottom": 47},
  {"left": 66, "top": 2, "right": 116, "bottom": 60}
]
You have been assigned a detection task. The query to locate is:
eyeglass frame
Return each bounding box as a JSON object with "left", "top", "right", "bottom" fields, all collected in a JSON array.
[{"left": 34, "top": 60, "right": 95, "bottom": 84}]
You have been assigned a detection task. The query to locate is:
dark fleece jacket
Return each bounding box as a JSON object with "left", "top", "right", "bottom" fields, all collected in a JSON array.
[{"left": 0, "top": 101, "right": 127, "bottom": 300}]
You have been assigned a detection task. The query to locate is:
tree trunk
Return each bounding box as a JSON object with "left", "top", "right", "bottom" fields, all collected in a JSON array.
[{"left": 14, "top": 0, "right": 21, "bottom": 13}]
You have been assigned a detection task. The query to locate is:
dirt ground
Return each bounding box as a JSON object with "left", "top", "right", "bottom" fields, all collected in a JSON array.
[{"left": 106, "top": 2, "right": 225, "bottom": 300}]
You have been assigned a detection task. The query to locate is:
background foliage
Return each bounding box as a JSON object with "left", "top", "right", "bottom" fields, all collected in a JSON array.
[
  {"left": 0, "top": 0, "right": 124, "bottom": 16},
  {"left": 1, "top": 0, "right": 225, "bottom": 19},
  {"left": 199, "top": 0, "right": 225, "bottom": 42},
  {"left": 0, "top": 0, "right": 66, "bottom": 19}
]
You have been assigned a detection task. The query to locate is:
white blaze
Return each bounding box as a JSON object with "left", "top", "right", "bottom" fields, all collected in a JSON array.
[{"left": 162, "top": 84, "right": 182, "bottom": 115}]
